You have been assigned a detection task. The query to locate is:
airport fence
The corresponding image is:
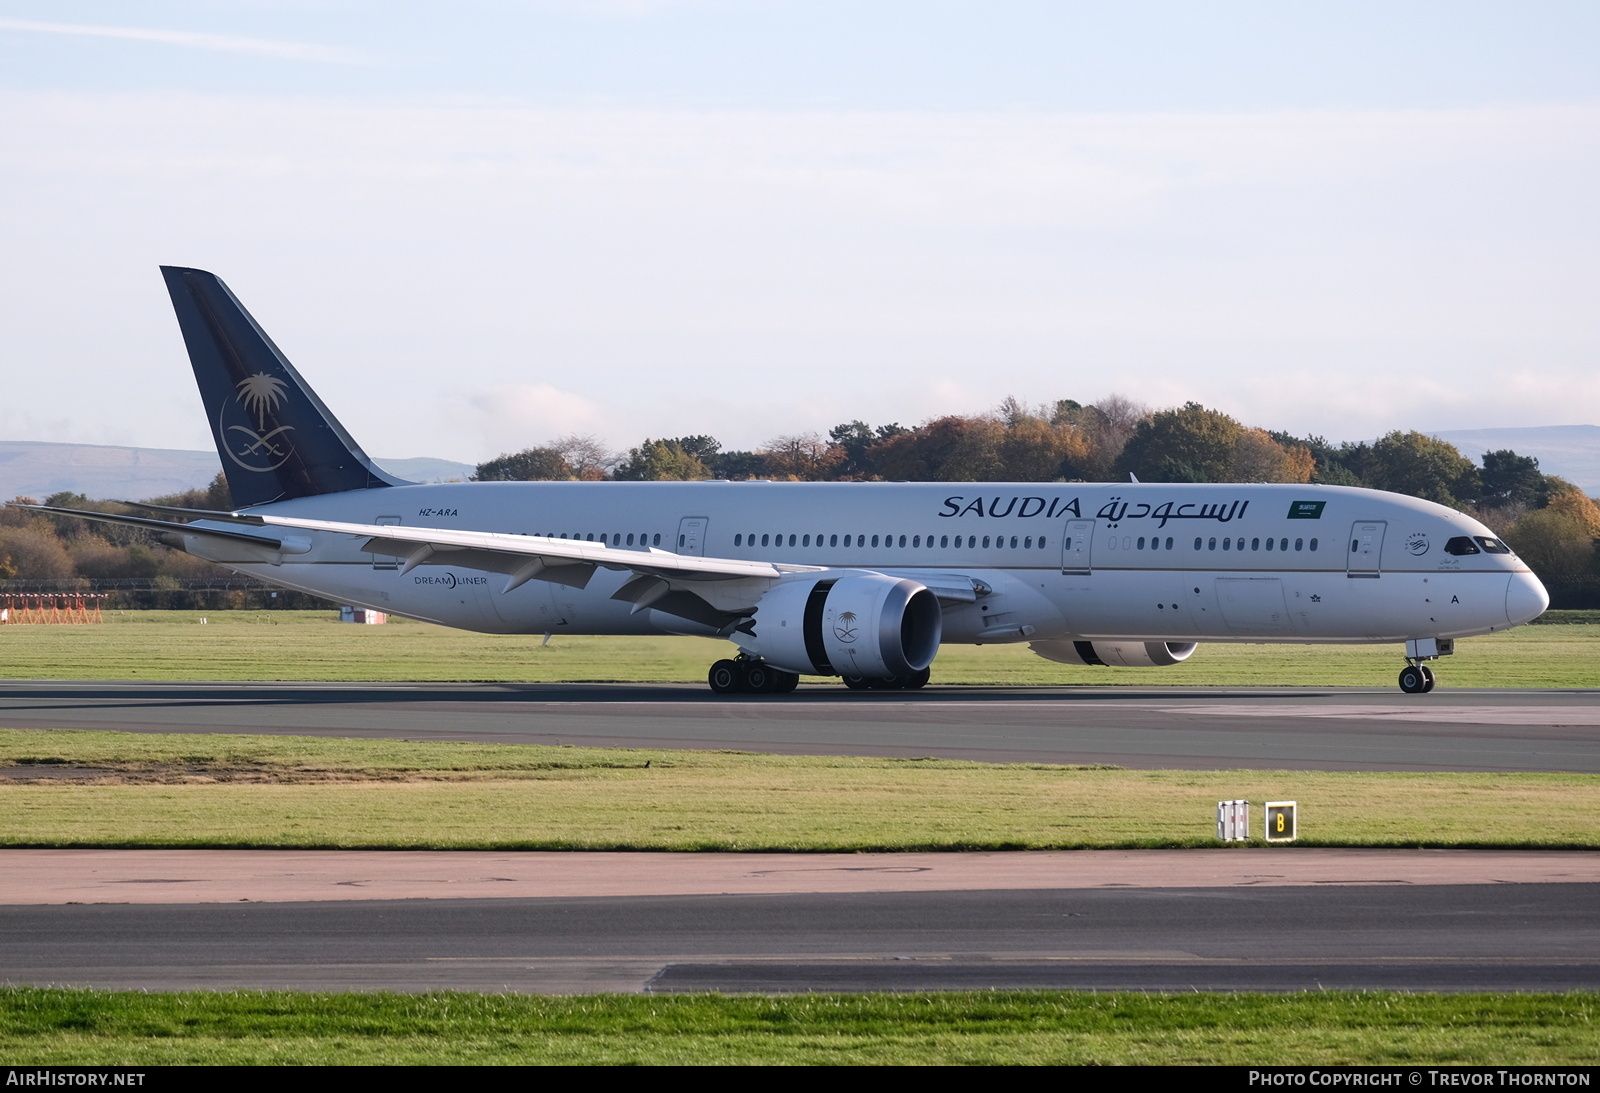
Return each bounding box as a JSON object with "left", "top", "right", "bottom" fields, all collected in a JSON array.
[{"left": 0, "top": 578, "right": 335, "bottom": 611}]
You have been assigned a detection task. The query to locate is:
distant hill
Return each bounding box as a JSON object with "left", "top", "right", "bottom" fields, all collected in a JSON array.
[
  {"left": 1430, "top": 426, "right": 1600, "bottom": 495},
  {"left": 0, "top": 441, "right": 475, "bottom": 503}
]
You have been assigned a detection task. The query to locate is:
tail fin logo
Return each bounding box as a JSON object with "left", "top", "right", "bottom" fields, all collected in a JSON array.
[{"left": 220, "top": 372, "right": 296, "bottom": 472}]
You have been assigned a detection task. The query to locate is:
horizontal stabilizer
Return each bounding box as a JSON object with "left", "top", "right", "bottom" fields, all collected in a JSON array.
[{"left": 9, "top": 503, "right": 292, "bottom": 551}]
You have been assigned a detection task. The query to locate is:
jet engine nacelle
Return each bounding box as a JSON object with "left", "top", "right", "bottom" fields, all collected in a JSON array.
[
  {"left": 1030, "top": 639, "right": 1198, "bottom": 668},
  {"left": 744, "top": 573, "right": 943, "bottom": 679}
]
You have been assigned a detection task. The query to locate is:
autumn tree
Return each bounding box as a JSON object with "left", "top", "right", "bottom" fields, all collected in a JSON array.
[
  {"left": 1116, "top": 402, "right": 1243, "bottom": 483},
  {"left": 762, "top": 432, "right": 841, "bottom": 481},
  {"left": 473, "top": 447, "right": 574, "bottom": 481},
  {"left": 1362, "top": 432, "right": 1481, "bottom": 507},
  {"left": 1505, "top": 489, "right": 1600, "bottom": 579}
]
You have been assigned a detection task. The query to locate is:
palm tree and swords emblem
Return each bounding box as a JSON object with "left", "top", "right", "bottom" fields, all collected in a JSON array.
[{"left": 221, "top": 372, "right": 295, "bottom": 471}]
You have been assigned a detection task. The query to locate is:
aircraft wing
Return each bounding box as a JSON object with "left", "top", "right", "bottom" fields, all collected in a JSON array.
[{"left": 253, "top": 514, "right": 822, "bottom": 591}]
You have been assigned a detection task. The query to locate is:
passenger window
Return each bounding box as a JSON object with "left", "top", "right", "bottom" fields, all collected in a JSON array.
[
  {"left": 871, "top": 535, "right": 879, "bottom": 547},
  {"left": 1295, "top": 538, "right": 1304, "bottom": 551},
  {"left": 942, "top": 536, "right": 949, "bottom": 547},
  {"left": 1137, "top": 536, "right": 1146, "bottom": 549},
  {"left": 1209, "top": 538, "right": 1217, "bottom": 550},
  {"left": 899, "top": 535, "right": 907, "bottom": 547},
  {"left": 1251, "top": 537, "right": 1260, "bottom": 550},
  {"left": 1222, "top": 538, "right": 1231, "bottom": 551},
  {"left": 653, "top": 534, "right": 661, "bottom": 546},
  {"left": 1194, "top": 537, "right": 1202, "bottom": 550},
  {"left": 1309, "top": 538, "right": 1317, "bottom": 551},
  {"left": 761, "top": 534, "right": 769, "bottom": 546},
  {"left": 1265, "top": 537, "right": 1274, "bottom": 551},
  {"left": 789, "top": 534, "right": 797, "bottom": 547},
  {"left": 983, "top": 536, "right": 991, "bottom": 548},
  {"left": 830, "top": 534, "right": 838, "bottom": 547},
  {"left": 1025, "top": 536, "right": 1033, "bottom": 548},
  {"left": 628, "top": 533, "right": 636, "bottom": 546},
  {"left": 1164, "top": 537, "right": 1172, "bottom": 550}
]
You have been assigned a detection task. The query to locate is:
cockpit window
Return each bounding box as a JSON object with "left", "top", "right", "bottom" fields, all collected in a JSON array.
[
  {"left": 1475, "top": 536, "right": 1513, "bottom": 555},
  {"left": 1444, "top": 536, "right": 1480, "bottom": 556}
]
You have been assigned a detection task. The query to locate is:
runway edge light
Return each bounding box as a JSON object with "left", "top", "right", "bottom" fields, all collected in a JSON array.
[
  {"left": 1265, "top": 801, "right": 1298, "bottom": 842},
  {"left": 1216, "top": 799, "right": 1250, "bottom": 841}
]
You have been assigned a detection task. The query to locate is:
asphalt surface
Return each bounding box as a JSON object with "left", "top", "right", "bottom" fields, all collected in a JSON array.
[
  {"left": 2, "top": 680, "right": 1598, "bottom": 770},
  {"left": 5, "top": 681, "right": 1597, "bottom": 994},
  {"left": 3, "top": 884, "right": 1596, "bottom": 993}
]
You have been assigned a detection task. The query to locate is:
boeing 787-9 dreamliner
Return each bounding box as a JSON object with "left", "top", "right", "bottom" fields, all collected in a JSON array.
[{"left": 20, "top": 268, "right": 1549, "bottom": 695}]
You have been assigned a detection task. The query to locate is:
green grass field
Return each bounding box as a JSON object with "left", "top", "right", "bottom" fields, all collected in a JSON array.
[
  {"left": 0, "top": 608, "right": 1597, "bottom": 687},
  {"left": 1, "top": 988, "right": 1594, "bottom": 1065},
  {"left": 3, "top": 730, "right": 1596, "bottom": 849},
  {"left": 3, "top": 613, "right": 1594, "bottom": 1064}
]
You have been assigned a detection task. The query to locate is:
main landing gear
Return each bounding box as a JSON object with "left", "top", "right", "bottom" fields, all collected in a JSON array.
[
  {"left": 706, "top": 656, "right": 931, "bottom": 695},
  {"left": 841, "top": 667, "right": 931, "bottom": 691},
  {"left": 708, "top": 656, "right": 799, "bottom": 695}
]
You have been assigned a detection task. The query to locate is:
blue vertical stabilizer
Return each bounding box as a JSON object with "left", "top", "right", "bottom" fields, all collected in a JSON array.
[{"left": 161, "top": 266, "right": 405, "bottom": 508}]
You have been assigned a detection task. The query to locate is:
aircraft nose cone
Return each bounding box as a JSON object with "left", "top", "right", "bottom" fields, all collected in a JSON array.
[{"left": 1505, "top": 571, "right": 1549, "bottom": 626}]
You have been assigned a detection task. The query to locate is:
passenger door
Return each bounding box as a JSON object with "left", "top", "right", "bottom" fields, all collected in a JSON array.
[
  {"left": 1347, "top": 520, "right": 1386, "bottom": 578},
  {"left": 1061, "top": 519, "right": 1094, "bottom": 574},
  {"left": 676, "top": 516, "right": 708, "bottom": 557}
]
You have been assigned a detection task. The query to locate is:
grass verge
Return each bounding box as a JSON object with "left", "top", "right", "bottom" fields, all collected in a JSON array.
[
  {"left": 1, "top": 988, "right": 1595, "bottom": 1064},
  {"left": 3, "top": 730, "right": 1597, "bottom": 849},
  {"left": 0, "top": 609, "right": 1596, "bottom": 687}
]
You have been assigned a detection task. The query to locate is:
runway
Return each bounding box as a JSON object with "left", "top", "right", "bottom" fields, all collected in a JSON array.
[
  {"left": 5, "top": 683, "right": 1597, "bottom": 994},
  {"left": 2, "top": 850, "right": 1596, "bottom": 994},
  {"left": 2, "top": 680, "right": 1599, "bottom": 770}
]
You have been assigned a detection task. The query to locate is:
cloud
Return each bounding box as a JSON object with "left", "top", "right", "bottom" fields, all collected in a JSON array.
[
  {"left": 451, "top": 384, "right": 608, "bottom": 459},
  {"left": 0, "top": 92, "right": 1595, "bottom": 460},
  {"left": 0, "top": 17, "right": 367, "bottom": 65}
]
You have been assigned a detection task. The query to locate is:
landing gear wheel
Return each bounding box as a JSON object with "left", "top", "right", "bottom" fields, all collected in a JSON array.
[
  {"left": 708, "top": 660, "right": 744, "bottom": 695},
  {"left": 742, "top": 661, "right": 775, "bottom": 693},
  {"left": 771, "top": 670, "right": 799, "bottom": 694},
  {"left": 1420, "top": 664, "right": 1436, "bottom": 693},
  {"left": 1398, "top": 665, "right": 1427, "bottom": 694},
  {"left": 841, "top": 675, "right": 871, "bottom": 691},
  {"left": 904, "top": 667, "right": 931, "bottom": 690}
]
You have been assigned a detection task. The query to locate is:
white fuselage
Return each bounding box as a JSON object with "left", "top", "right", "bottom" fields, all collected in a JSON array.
[{"left": 181, "top": 480, "right": 1547, "bottom": 652}]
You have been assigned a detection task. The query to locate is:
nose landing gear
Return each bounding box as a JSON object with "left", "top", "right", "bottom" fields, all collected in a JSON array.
[
  {"left": 1398, "top": 663, "right": 1435, "bottom": 694},
  {"left": 1397, "top": 637, "right": 1452, "bottom": 694}
]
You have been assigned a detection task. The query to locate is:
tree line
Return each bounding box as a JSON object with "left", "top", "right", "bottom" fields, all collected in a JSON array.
[
  {"left": 474, "top": 394, "right": 1600, "bottom": 599},
  {"left": 2, "top": 394, "right": 1596, "bottom": 605}
]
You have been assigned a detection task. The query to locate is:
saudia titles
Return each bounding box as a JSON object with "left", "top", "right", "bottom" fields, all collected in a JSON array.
[{"left": 937, "top": 494, "right": 1251, "bottom": 529}]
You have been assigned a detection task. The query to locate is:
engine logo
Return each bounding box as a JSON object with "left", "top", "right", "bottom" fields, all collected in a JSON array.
[{"left": 832, "top": 611, "right": 859, "bottom": 643}]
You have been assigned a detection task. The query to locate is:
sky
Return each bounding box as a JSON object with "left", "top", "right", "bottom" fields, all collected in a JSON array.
[{"left": 0, "top": 2, "right": 1597, "bottom": 462}]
